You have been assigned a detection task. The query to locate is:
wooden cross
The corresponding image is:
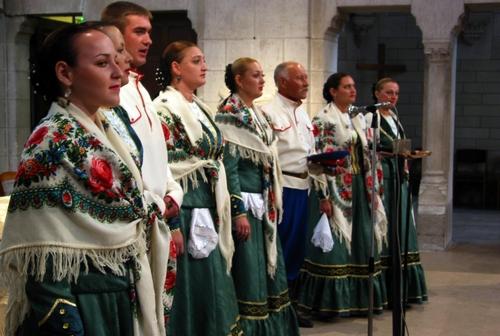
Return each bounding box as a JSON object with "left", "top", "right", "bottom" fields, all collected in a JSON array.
[{"left": 356, "top": 43, "right": 406, "bottom": 79}]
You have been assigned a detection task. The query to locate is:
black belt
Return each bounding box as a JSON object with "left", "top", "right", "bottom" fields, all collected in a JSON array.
[{"left": 282, "top": 170, "right": 309, "bottom": 179}]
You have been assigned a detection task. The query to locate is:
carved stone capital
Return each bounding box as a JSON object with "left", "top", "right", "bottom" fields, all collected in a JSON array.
[
  {"left": 328, "top": 13, "right": 347, "bottom": 35},
  {"left": 458, "top": 12, "right": 489, "bottom": 46},
  {"left": 423, "top": 41, "right": 451, "bottom": 63}
]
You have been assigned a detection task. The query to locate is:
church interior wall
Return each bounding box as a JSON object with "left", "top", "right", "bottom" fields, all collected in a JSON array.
[
  {"left": 0, "top": 11, "right": 7, "bottom": 172},
  {"left": 199, "top": 0, "right": 310, "bottom": 110},
  {"left": 337, "top": 12, "right": 424, "bottom": 147},
  {"left": 3, "top": 0, "right": 82, "bottom": 15},
  {"left": 0, "top": 14, "right": 32, "bottom": 173},
  {"left": 456, "top": 10, "right": 500, "bottom": 182},
  {"left": 6, "top": 18, "right": 32, "bottom": 173},
  {"left": 1, "top": 0, "right": 499, "bottom": 192}
]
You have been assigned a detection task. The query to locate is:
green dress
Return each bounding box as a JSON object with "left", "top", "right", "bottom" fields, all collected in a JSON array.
[
  {"left": 223, "top": 150, "right": 299, "bottom": 336},
  {"left": 170, "top": 177, "right": 242, "bottom": 336},
  {"left": 378, "top": 114, "right": 428, "bottom": 305},
  {"left": 156, "top": 94, "right": 242, "bottom": 336},
  {"left": 297, "top": 104, "right": 387, "bottom": 316},
  {"left": 216, "top": 94, "right": 299, "bottom": 335}
]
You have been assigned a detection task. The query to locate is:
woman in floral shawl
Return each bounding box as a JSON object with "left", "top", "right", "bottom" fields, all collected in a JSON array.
[
  {"left": 297, "top": 72, "right": 388, "bottom": 317},
  {"left": 153, "top": 41, "right": 242, "bottom": 336},
  {"left": 371, "top": 78, "right": 427, "bottom": 306},
  {"left": 0, "top": 25, "right": 170, "bottom": 336},
  {"left": 215, "top": 58, "right": 299, "bottom": 335},
  {"left": 96, "top": 22, "right": 181, "bottom": 327}
]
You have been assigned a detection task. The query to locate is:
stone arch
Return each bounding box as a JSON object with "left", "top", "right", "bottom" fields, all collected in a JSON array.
[
  {"left": 4, "top": 16, "right": 36, "bottom": 170},
  {"left": 308, "top": 0, "right": 346, "bottom": 115}
]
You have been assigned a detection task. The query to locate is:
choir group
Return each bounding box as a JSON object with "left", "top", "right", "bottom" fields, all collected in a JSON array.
[{"left": 0, "top": 2, "right": 427, "bottom": 335}]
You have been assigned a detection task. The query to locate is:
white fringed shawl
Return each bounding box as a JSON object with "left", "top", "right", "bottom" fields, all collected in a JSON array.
[
  {"left": 312, "top": 103, "right": 387, "bottom": 252},
  {"left": 215, "top": 94, "right": 283, "bottom": 276},
  {"left": 154, "top": 87, "right": 234, "bottom": 273},
  {"left": 0, "top": 102, "right": 169, "bottom": 336}
]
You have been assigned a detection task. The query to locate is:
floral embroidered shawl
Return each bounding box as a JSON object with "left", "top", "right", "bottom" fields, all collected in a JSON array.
[
  {"left": 0, "top": 102, "right": 169, "bottom": 336},
  {"left": 215, "top": 93, "right": 283, "bottom": 276},
  {"left": 153, "top": 87, "right": 234, "bottom": 273},
  {"left": 312, "top": 102, "right": 387, "bottom": 252}
]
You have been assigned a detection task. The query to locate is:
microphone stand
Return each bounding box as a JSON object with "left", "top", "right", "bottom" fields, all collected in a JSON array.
[
  {"left": 391, "top": 138, "right": 403, "bottom": 336},
  {"left": 397, "top": 114, "right": 411, "bottom": 332},
  {"left": 386, "top": 107, "right": 405, "bottom": 336},
  {"left": 350, "top": 104, "right": 405, "bottom": 336},
  {"left": 367, "top": 111, "right": 378, "bottom": 336}
]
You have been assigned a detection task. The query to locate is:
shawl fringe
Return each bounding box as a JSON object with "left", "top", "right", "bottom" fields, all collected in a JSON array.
[
  {"left": 227, "top": 143, "right": 273, "bottom": 168},
  {"left": 178, "top": 166, "right": 209, "bottom": 192}
]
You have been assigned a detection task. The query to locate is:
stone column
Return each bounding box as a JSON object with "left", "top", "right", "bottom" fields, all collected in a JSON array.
[
  {"left": 0, "top": 13, "right": 8, "bottom": 172},
  {"left": 417, "top": 41, "right": 456, "bottom": 250},
  {"left": 5, "top": 17, "right": 33, "bottom": 170},
  {"left": 309, "top": 0, "right": 341, "bottom": 115},
  {"left": 412, "top": 0, "right": 463, "bottom": 250}
]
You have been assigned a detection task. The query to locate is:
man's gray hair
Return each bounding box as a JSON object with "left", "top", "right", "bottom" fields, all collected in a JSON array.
[{"left": 274, "top": 61, "right": 299, "bottom": 86}]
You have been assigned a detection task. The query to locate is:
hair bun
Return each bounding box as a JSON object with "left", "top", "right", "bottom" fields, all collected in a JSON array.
[{"left": 224, "top": 63, "right": 237, "bottom": 93}]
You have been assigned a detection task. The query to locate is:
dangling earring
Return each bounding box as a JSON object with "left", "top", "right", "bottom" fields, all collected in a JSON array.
[
  {"left": 57, "top": 87, "right": 71, "bottom": 108},
  {"left": 176, "top": 75, "right": 181, "bottom": 83}
]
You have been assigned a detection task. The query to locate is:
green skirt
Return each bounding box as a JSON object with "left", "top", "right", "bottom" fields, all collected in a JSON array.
[
  {"left": 380, "top": 160, "right": 428, "bottom": 305},
  {"left": 167, "top": 207, "right": 243, "bottom": 336},
  {"left": 298, "top": 174, "right": 387, "bottom": 316},
  {"left": 232, "top": 212, "right": 299, "bottom": 335}
]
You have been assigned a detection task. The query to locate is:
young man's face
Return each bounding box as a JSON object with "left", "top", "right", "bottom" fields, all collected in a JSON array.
[{"left": 122, "top": 14, "right": 152, "bottom": 67}]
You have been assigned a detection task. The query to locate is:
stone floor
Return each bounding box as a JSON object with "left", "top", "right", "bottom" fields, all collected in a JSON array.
[{"left": 301, "top": 208, "right": 500, "bottom": 336}]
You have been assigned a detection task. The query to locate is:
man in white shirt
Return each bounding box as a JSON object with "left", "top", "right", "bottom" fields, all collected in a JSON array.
[
  {"left": 262, "top": 62, "right": 331, "bottom": 327},
  {"left": 101, "top": 2, "right": 184, "bottom": 251}
]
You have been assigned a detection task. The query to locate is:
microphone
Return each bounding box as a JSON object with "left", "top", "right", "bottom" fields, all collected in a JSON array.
[{"left": 348, "top": 102, "right": 392, "bottom": 117}]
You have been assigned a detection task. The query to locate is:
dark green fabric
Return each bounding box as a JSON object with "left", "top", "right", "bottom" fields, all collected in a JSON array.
[
  {"left": 224, "top": 148, "right": 299, "bottom": 335},
  {"left": 224, "top": 147, "right": 263, "bottom": 218},
  {"left": 165, "top": 106, "right": 242, "bottom": 335},
  {"left": 20, "top": 260, "right": 133, "bottom": 336},
  {"left": 112, "top": 105, "right": 143, "bottom": 167},
  {"left": 379, "top": 116, "right": 428, "bottom": 304},
  {"left": 298, "top": 138, "right": 387, "bottom": 315},
  {"left": 180, "top": 172, "right": 216, "bottom": 208},
  {"left": 298, "top": 177, "right": 387, "bottom": 316},
  {"left": 167, "top": 192, "right": 242, "bottom": 336}
]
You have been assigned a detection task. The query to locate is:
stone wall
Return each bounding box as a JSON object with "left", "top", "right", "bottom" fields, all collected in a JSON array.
[
  {"left": 198, "top": 0, "right": 311, "bottom": 110},
  {"left": 0, "top": 11, "right": 7, "bottom": 172},
  {"left": 4, "top": 17, "right": 32, "bottom": 172},
  {"left": 0, "top": 0, "right": 498, "bottom": 211},
  {"left": 338, "top": 10, "right": 500, "bottom": 180},
  {"left": 0, "top": 13, "right": 31, "bottom": 173},
  {"left": 456, "top": 11, "right": 500, "bottom": 175},
  {"left": 338, "top": 12, "right": 424, "bottom": 147}
]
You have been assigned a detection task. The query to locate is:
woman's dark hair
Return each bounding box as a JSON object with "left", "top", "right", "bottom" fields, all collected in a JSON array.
[
  {"left": 158, "top": 40, "right": 197, "bottom": 90},
  {"left": 372, "top": 77, "right": 397, "bottom": 103},
  {"left": 33, "top": 23, "right": 103, "bottom": 102},
  {"left": 224, "top": 57, "right": 258, "bottom": 94},
  {"left": 322, "top": 72, "right": 350, "bottom": 103}
]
